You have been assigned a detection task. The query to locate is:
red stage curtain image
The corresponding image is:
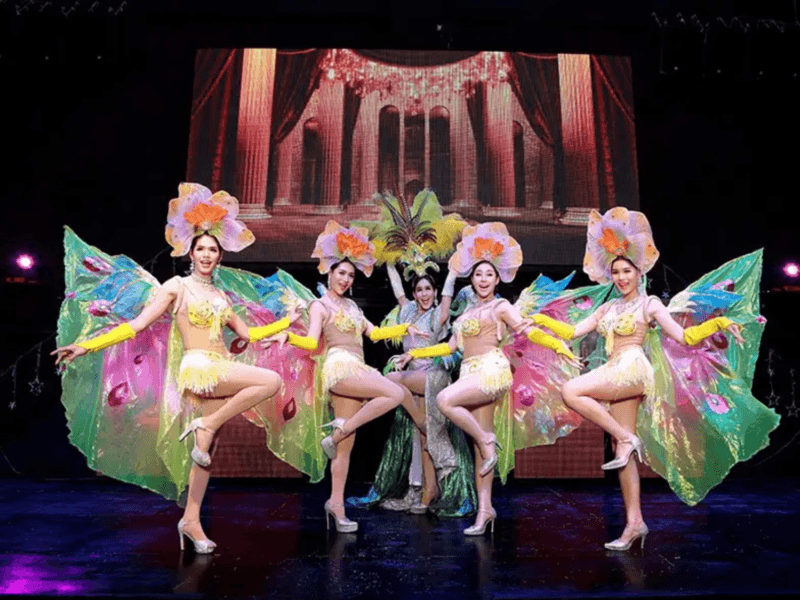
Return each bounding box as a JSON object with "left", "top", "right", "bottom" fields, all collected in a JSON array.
[
  {"left": 465, "top": 82, "right": 491, "bottom": 206},
  {"left": 591, "top": 55, "right": 639, "bottom": 210},
  {"left": 340, "top": 84, "right": 362, "bottom": 206},
  {"left": 267, "top": 49, "right": 327, "bottom": 207},
  {"left": 508, "top": 53, "right": 567, "bottom": 212},
  {"left": 186, "top": 49, "right": 243, "bottom": 193}
]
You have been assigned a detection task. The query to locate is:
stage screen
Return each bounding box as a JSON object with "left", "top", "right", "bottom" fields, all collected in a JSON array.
[{"left": 187, "top": 49, "right": 639, "bottom": 264}]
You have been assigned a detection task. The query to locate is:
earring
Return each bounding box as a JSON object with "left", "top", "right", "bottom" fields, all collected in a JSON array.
[
  {"left": 349, "top": 286, "right": 353, "bottom": 296},
  {"left": 189, "top": 261, "right": 195, "bottom": 273}
]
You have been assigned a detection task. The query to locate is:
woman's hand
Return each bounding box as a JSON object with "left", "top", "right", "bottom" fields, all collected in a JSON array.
[
  {"left": 407, "top": 324, "right": 429, "bottom": 338},
  {"left": 393, "top": 353, "right": 413, "bottom": 370},
  {"left": 51, "top": 344, "right": 88, "bottom": 365},
  {"left": 726, "top": 322, "right": 745, "bottom": 345},
  {"left": 287, "top": 303, "right": 303, "bottom": 324},
  {"left": 260, "top": 332, "right": 288, "bottom": 350}
]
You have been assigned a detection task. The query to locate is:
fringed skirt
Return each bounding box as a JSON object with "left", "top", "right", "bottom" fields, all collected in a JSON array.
[
  {"left": 460, "top": 348, "right": 513, "bottom": 396},
  {"left": 594, "top": 346, "right": 655, "bottom": 400},
  {"left": 178, "top": 349, "right": 232, "bottom": 397},
  {"left": 321, "top": 348, "right": 380, "bottom": 392}
]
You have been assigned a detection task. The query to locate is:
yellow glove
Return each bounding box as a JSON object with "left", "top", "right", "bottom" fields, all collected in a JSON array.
[
  {"left": 684, "top": 317, "right": 734, "bottom": 346},
  {"left": 76, "top": 323, "right": 136, "bottom": 353},
  {"left": 527, "top": 328, "right": 575, "bottom": 360},
  {"left": 248, "top": 317, "right": 291, "bottom": 343},
  {"left": 287, "top": 332, "right": 319, "bottom": 351},
  {"left": 369, "top": 323, "right": 410, "bottom": 342},
  {"left": 409, "top": 343, "right": 452, "bottom": 359},
  {"left": 531, "top": 314, "right": 575, "bottom": 340}
]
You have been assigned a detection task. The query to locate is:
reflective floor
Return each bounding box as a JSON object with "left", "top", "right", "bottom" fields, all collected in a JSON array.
[{"left": 0, "top": 477, "right": 798, "bottom": 599}]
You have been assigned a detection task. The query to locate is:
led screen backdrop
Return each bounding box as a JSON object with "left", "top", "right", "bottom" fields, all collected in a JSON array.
[{"left": 187, "top": 49, "right": 639, "bottom": 264}]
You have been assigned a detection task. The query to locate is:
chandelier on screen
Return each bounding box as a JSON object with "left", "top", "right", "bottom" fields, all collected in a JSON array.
[{"left": 320, "top": 49, "right": 512, "bottom": 101}]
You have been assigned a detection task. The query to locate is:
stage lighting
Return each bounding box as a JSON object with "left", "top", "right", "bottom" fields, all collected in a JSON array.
[
  {"left": 784, "top": 262, "right": 799, "bottom": 278},
  {"left": 15, "top": 254, "right": 35, "bottom": 270}
]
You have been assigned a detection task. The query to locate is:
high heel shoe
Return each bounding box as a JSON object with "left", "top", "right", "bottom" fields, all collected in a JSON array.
[
  {"left": 324, "top": 501, "right": 358, "bottom": 533},
  {"left": 479, "top": 434, "right": 502, "bottom": 477},
  {"left": 177, "top": 519, "right": 217, "bottom": 554},
  {"left": 601, "top": 435, "right": 644, "bottom": 471},
  {"left": 320, "top": 418, "right": 347, "bottom": 460},
  {"left": 464, "top": 508, "right": 497, "bottom": 536},
  {"left": 409, "top": 487, "right": 439, "bottom": 514},
  {"left": 179, "top": 418, "right": 217, "bottom": 467},
  {"left": 604, "top": 523, "right": 649, "bottom": 551}
]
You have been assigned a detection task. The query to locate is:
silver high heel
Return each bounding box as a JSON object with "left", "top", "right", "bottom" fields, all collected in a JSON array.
[
  {"left": 604, "top": 523, "right": 649, "bottom": 551},
  {"left": 177, "top": 519, "right": 217, "bottom": 554},
  {"left": 179, "top": 417, "right": 216, "bottom": 467},
  {"left": 324, "top": 501, "right": 358, "bottom": 533},
  {"left": 464, "top": 508, "right": 497, "bottom": 536},
  {"left": 601, "top": 435, "right": 644, "bottom": 471},
  {"left": 479, "top": 434, "right": 502, "bottom": 477},
  {"left": 320, "top": 418, "right": 347, "bottom": 460}
]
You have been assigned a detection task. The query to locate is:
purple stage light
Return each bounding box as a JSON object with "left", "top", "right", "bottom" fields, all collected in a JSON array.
[
  {"left": 784, "top": 262, "right": 800, "bottom": 278},
  {"left": 16, "top": 254, "right": 35, "bottom": 270}
]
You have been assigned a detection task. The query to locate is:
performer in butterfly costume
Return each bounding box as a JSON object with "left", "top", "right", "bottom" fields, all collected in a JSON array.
[
  {"left": 395, "top": 222, "right": 603, "bottom": 534},
  {"left": 345, "top": 190, "right": 477, "bottom": 517},
  {"left": 53, "top": 184, "right": 327, "bottom": 553},
  {"left": 522, "top": 207, "right": 780, "bottom": 551}
]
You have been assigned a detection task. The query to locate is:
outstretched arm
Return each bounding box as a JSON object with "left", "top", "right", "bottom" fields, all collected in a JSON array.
[
  {"left": 387, "top": 264, "right": 408, "bottom": 308},
  {"left": 498, "top": 300, "right": 576, "bottom": 360},
  {"left": 229, "top": 304, "right": 303, "bottom": 343},
  {"left": 648, "top": 297, "right": 744, "bottom": 346},
  {"left": 52, "top": 278, "right": 179, "bottom": 365},
  {"left": 437, "top": 268, "right": 457, "bottom": 327}
]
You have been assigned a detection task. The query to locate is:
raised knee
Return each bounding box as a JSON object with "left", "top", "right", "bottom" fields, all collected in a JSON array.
[
  {"left": 561, "top": 381, "right": 576, "bottom": 401},
  {"left": 436, "top": 390, "right": 451, "bottom": 411},
  {"left": 260, "top": 371, "right": 281, "bottom": 392}
]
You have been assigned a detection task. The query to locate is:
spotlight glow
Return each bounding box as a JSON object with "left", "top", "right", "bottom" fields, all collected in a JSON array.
[
  {"left": 16, "top": 254, "right": 35, "bottom": 270},
  {"left": 784, "top": 262, "right": 800, "bottom": 278}
]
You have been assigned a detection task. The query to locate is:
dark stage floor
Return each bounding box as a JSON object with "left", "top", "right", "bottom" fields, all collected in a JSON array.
[{"left": 0, "top": 477, "right": 798, "bottom": 599}]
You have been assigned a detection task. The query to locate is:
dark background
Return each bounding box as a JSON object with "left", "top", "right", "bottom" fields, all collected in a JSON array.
[{"left": 1, "top": 0, "right": 798, "bottom": 482}]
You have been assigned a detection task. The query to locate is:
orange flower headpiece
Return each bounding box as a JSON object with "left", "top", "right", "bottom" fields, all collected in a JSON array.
[
  {"left": 312, "top": 220, "right": 377, "bottom": 277},
  {"left": 448, "top": 222, "right": 522, "bottom": 283},
  {"left": 165, "top": 183, "right": 255, "bottom": 257},
  {"left": 583, "top": 207, "right": 659, "bottom": 284}
]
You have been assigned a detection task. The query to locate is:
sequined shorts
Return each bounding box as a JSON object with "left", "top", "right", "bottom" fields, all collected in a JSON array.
[
  {"left": 321, "top": 348, "right": 380, "bottom": 392},
  {"left": 594, "top": 346, "right": 655, "bottom": 400},
  {"left": 460, "top": 348, "right": 513, "bottom": 396},
  {"left": 178, "top": 349, "right": 232, "bottom": 397}
]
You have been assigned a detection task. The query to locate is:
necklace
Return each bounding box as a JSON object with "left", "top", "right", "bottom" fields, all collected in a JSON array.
[
  {"left": 615, "top": 294, "right": 641, "bottom": 315},
  {"left": 191, "top": 272, "right": 215, "bottom": 290}
]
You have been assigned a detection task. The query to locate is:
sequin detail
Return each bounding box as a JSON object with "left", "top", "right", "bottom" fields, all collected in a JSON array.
[{"left": 460, "top": 348, "right": 513, "bottom": 396}]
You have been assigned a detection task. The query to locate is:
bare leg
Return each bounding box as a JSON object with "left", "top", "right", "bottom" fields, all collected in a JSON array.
[
  {"left": 180, "top": 397, "right": 225, "bottom": 543},
  {"left": 436, "top": 375, "right": 497, "bottom": 453},
  {"left": 330, "top": 371, "right": 422, "bottom": 440},
  {"left": 327, "top": 392, "right": 362, "bottom": 522},
  {"left": 561, "top": 369, "right": 645, "bottom": 446},
  {"left": 471, "top": 402, "right": 495, "bottom": 529},
  {"left": 609, "top": 397, "right": 646, "bottom": 543},
  {"left": 193, "top": 364, "right": 282, "bottom": 453}
]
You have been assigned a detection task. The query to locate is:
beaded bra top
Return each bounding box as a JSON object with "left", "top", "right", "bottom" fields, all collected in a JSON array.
[{"left": 596, "top": 297, "right": 649, "bottom": 355}]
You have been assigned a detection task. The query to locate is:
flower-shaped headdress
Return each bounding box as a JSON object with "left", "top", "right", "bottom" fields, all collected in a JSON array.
[
  {"left": 312, "top": 220, "right": 377, "bottom": 277},
  {"left": 583, "top": 207, "right": 659, "bottom": 284},
  {"left": 165, "top": 183, "right": 255, "bottom": 257},
  {"left": 448, "top": 222, "right": 522, "bottom": 283},
  {"left": 352, "top": 189, "right": 467, "bottom": 280}
]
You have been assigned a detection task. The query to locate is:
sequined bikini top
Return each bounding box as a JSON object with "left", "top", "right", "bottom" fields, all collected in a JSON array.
[
  {"left": 320, "top": 296, "right": 365, "bottom": 336},
  {"left": 182, "top": 280, "right": 233, "bottom": 343},
  {"left": 454, "top": 299, "right": 505, "bottom": 352},
  {"left": 597, "top": 297, "right": 649, "bottom": 355}
]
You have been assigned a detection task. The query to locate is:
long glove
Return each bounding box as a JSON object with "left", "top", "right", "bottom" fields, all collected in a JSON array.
[
  {"left": 369, "top": 323, "right": 410, "bottom": 342},
  {"left": 248, "top": 317, "right": 291, "bottom": 343},
  {"left": 441, "top": 270, "right": 457, "bottom": 298},
  {"left": 76, "top": 323, "right": 136, "bottom": 352},
  {"left": 684, "top": 317, "right": 734, "bottom": 346},
  {"left": 527, "top": 327, "right": 576, "bottom": 360},
  {"left": 287, "top": 332, "right": 319, "bottom": 351},
  {"left": 409, "top": 343, "right": 453, "bottom": 359},
  {"left": 531, "top": 314, "right": 575, "bottom": 340}
]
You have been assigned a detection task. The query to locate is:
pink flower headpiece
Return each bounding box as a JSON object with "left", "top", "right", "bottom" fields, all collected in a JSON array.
[
  {"left": 312, "top": 220, "right": 377, "bottom": 277},
  {"left": 583, "top": 207, "right": 659, "bottom": 284},
  {"left": 165, "top": 183, "right": 255, "bottom": 257},
  {"left": 448, "top": 222, "right": 522, "bottom": 283}
]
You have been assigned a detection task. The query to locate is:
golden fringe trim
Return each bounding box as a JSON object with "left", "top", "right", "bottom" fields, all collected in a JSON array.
[
  {"left": 178, "top": 350, "right": 231, "bottom": 396},
  {"left": 321, "top": 348, "right": 379, "bottom": 392},
  {"left": 597, "top": 347, "right": 655, "bottom": 400},
  {"left": 460, "top": 348, "right": 513, "bottom": 396}
]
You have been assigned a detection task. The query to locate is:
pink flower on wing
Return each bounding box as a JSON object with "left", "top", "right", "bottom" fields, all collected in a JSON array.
[
  {"left": 705, "top": 394, "right": 731, "bottom": 415},
  {"left": 107, "top": 382, "right": 131, "bottom": 407},
  {"left": 711, "top": 279, "right": 735, "bottom": 292},
  {"left": 755, "top": 315, "right": 767, "bottom": 325},
  {"left": 514, "top": 384, "right": 536, "bottom": 407},
  {"left": 83, "top": 256, "right": 112, "bottom": 274},
  {"left": 574, "top": 296, "right": 593, "bottom": 310},
  {"left": 87, "top": 300, "right": 112, "bottom": 317}
]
